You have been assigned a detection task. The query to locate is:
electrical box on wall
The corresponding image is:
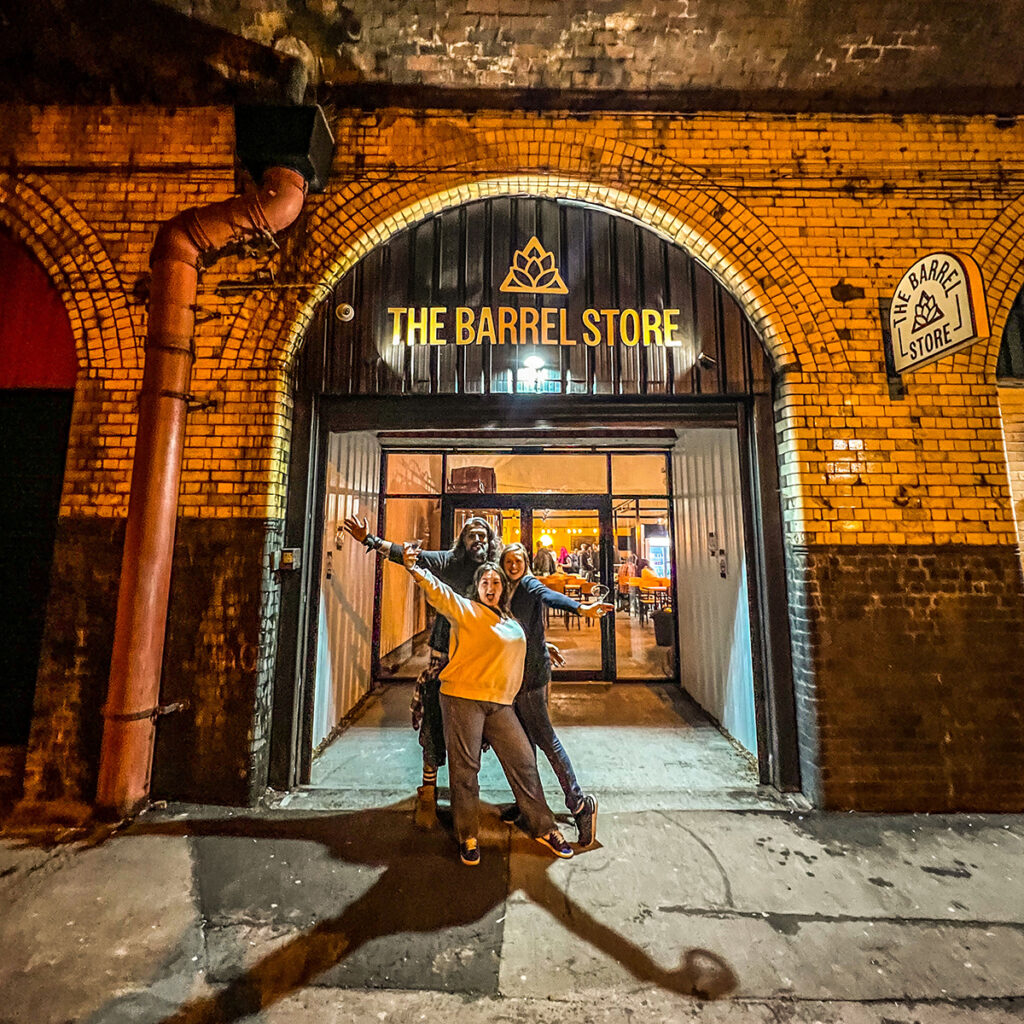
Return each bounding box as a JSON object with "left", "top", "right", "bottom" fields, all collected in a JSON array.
[{"left": 272, "top": 548, "right": 302, "bottom": 572}]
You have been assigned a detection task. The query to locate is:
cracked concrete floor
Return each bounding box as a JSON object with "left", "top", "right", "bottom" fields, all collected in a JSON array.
[
  {"left": 1, "top": 805, "right": 1023, "bottom": 1022},
  {"left": 0, "top": 684, "right": 1022, "bottom": 1022}
]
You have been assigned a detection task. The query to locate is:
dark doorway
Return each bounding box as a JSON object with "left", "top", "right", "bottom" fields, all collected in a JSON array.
[{"left": 0, "top": 229, "right": 78, "bottom": 744}]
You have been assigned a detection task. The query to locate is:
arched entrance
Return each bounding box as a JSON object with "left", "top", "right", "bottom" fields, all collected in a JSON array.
[
  {"left": 270, "top": 196, "right": 800, "bottom": 802},
  {"left": 996, "top": 284, "right": 1024, "bottom": 568},
  {"left": 0, "top": 227, "right": 78, "bottom": 749}
]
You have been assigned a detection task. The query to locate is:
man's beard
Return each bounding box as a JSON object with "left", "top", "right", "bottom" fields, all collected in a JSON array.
[{"left": 468, "top": 543, "right": 487, "bottom": 562}]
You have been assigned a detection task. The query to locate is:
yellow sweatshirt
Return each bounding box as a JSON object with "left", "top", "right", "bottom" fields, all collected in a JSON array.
[{"left": 410, "top": 566, "right": 526, "bottom": 704}]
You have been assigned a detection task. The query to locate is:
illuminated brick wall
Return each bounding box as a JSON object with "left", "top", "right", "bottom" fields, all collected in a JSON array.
[{"left": 3, "top": 105, "right": 1023, "bottom": 811}]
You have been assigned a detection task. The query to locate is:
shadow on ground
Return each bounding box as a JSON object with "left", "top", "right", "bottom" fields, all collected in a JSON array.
[{"left": 110, "top": 803, "right": 737, "bottom": 1021}]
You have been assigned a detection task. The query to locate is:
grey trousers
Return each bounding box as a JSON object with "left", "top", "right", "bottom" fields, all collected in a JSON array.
[{"left": 440, "top": 693, "right": 556, "bottom": 842}]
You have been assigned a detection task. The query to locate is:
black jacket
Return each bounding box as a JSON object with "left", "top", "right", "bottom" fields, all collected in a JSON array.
[{"left": 509, "top": 575, "right": 580, "bottom": 691}]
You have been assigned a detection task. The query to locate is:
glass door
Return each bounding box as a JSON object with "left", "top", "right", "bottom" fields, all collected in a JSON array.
[
  {"left": 443, "top": 493, "right": 615, "bottom": 680},
  {"left": 528, "top": 504, "right": 609, "bottom": 678}
]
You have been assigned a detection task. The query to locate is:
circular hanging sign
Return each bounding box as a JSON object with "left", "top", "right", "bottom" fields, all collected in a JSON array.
[{"left": 888, "top": 252, "right": 989, "bottom": 374}]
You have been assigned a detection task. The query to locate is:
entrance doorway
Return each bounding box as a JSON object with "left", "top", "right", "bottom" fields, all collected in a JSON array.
[
  {"left": 277, "top": 415, "right": 793, "bottom": 812},
  {"left": 377, "top": 448, "right": 680, "bottom": 685},
  {"left": 280, "top": 404, "right": 794, "bottom": 809},
  {"left": 270, "top": 193, "right": 800, "bottom": 801},
  {"left": 0, "top": 229, "right": 78, "bottom": 751}
]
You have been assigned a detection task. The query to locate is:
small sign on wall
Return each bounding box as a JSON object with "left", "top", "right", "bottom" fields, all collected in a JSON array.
[{"left": 887, "top": 252, "right": 989, "bottom": 374}]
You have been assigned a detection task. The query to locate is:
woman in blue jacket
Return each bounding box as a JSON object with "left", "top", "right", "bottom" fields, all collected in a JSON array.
[{"left": 499, "top": 543, "right": 613, "bottom": 847}]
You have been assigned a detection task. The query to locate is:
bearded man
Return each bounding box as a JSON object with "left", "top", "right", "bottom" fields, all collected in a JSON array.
[{"left": 343, "top": 514, "right": 499, "bottom": 827}]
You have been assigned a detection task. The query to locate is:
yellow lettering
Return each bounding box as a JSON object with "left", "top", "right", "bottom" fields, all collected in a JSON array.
[
  {"left": 477, "top": 307, "right": 496, "bottom": 345},
  {"left": 540, "top": 307, "right": 558, "bottom": 345},
  {"left": 558, "top": 308, "right": 577, "bottom": 346},
  {"left": 429, "top": 307, "right": 447, "bottom": 345},
  {"left": 406, "top": 306, "right": 430, "bottom": 345},
  {"left": 455, "top": 307, "right": 474, "bottom": 345},
  {"left": 387, "top": 307, "right": 407, "bottom": 346},
  {"left": 662, "top": 308, "right": 681, "bottom": 347},
  {"left": 641, "top": 309, "right": 663, "bottom": 346},
  {"left": 601, "top": 310, "right": 618, "bottom": 346},
  {"left": 620, "top": 309, "right": 639, "bottom": 346},
  {"left": 498, "top": 307, "right": 517, "bottom": 345},
  {"left": 582, "top": 308, "right": 601, "bottom": 346},
  {"left": 521, "top": 307, "right": 539, "bottom": 345}
]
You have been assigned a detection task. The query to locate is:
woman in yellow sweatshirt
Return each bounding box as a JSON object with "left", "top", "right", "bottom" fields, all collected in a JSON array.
[{"left": 402, "top": 543, "right": 573, "bottom": 866}]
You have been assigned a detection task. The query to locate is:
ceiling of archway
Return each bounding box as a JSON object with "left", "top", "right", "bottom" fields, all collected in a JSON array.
[{"left": 2, "top": 1, "right": 1024, "bottom": 113}]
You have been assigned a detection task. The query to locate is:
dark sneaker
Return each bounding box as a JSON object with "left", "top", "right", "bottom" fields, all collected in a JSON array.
[
  {"left": 499, "top": 803, "right": 521, "bottom": 823},
  {"left": 573, "top": 795, "right": 598, "bottom": 847},
  {"left": 459, "top": 838, "right": 480, "bottom": 866},
  {"left": 535, "top": 829, "right": 574, "bottom": 859}
]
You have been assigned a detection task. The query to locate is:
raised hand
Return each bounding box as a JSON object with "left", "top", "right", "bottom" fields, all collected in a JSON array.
[
  {"left": 343, "top": 515, "right": 370, "bottom": 544},
  {"left": 545, "top": 642, "right": 566, "bottom": 667},
  {"left": 402, "top": 540, "right": 423, "bottom": 570}
]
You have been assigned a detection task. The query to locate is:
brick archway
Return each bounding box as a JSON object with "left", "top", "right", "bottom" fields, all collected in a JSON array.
[
  {"left": 971, "top": 194, "right": 1024, "bottom": 375},
  {"left": 0, "top": 173, "right": 139, "bottom": 374},
  {"left": 221, "top": 118, "right": 845, "bottom": 381}
]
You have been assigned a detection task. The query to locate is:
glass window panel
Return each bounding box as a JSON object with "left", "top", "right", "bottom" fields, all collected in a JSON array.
[
  {"left": 385, "top": 453, "right": 443, "bottom": 494},
  {"left": 611, "top": 454, "right": 668, "bottom": 495},
  {"left": 611, "top": 498, "right": 674, "bottom": 679},
  {"left": 447, "top": 453, "right": 606, "bottom": 493},
  {"left": 533, "top": 507, "right": 603, "bottom": 676},
  {"left": 452, "top": 506, "right": 521, "bottom": 548},
  {"left": 379, "top": 497, "right": 442, "bottom": 677}
]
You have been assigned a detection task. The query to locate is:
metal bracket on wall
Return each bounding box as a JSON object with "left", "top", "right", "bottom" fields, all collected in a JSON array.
[
  {"left": 878, "top": 295, "right": 907, "bottom": 400},
  {"left": 184, "top": 393, "right": 218, "bottom": 412}
]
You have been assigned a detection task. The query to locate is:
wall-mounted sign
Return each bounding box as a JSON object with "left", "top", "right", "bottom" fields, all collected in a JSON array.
[
  {"left": 888, "top": 252, "right": 989, "bottom": 374},
  {"left": 387, "top": 237, "right": 684, "bottom": 348}
]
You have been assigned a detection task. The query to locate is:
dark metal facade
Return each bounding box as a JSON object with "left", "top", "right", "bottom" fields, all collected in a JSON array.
[{"left": 298, "top": 197, "right": 772, "bottom": 398}]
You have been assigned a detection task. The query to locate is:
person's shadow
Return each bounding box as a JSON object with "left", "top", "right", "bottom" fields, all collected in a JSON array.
[{"left": 114, "top": 804, "right": 737, "bottom": 1022}]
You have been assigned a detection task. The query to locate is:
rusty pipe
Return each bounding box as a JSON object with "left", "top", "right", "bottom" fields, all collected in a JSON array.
[{"left": 96, "top": 167, "right": 308, "bottom": 818}]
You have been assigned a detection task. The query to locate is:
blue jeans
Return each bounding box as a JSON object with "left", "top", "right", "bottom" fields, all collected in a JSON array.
[{"left": 515, "top": 682, "right": 585, "bottom": 814}]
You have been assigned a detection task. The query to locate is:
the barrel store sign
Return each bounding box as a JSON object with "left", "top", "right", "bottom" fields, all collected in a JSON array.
[
  {"left": 888, "top": 252, "right": 989, "bottom": 374},
  {"left": 387, "top": 236, "right": 686, "bottom": 349}
]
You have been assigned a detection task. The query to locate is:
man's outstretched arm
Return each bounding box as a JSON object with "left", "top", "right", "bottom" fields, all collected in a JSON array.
[
  {"left": 343, "top": 515, "right": 398, "bottom": 559},
  {"left": 343, "top": 515, "right": 449, "bottom": 572}
]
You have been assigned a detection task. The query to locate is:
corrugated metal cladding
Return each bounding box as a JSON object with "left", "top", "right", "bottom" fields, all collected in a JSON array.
[
  {"left": 671, "top": 428, "right": 757, "bottom": 756},
  {"left": 298, "top": 197, "right": 772, "bottom": 398},
  {"left": 312, "top": 431, "right": 381, "bottom": 745}
]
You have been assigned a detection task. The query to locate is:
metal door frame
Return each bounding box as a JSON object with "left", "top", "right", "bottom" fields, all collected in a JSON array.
[
  {"left": 270, "top": 393, "right": 799, "bottom": 795},
  {"left": 442, "top": 492, "right": 616, "bottom": 680}
]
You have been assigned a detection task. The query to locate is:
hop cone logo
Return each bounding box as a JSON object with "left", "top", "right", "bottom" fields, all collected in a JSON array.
[
  {"left": 500, "top": 237, "right": 569, "bottom": 294},
  {"left": 911, "top": 291, "right": 944, "bottom": 333}
]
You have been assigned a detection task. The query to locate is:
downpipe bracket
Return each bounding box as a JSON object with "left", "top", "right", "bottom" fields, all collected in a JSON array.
[{"left": 102, "top": 700, "right": 191, "bottom": 723}]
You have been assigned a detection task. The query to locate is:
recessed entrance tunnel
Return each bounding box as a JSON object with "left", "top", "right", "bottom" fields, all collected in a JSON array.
[
  {"left": 269, "top": 195, "right": 801, "bottom": 808},
  {"left": 283, "top": 431, "right": 782, "bottom": 813}
]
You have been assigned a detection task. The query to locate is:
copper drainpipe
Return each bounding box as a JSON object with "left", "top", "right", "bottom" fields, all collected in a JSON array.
[{"left": 96, "top": 166, "right": 308, "bottom": 818}]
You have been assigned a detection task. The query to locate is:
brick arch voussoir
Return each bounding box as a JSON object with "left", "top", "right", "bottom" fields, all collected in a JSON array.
[
  {"left": 971, "top": 195, "right": 1024, "bottom": 376},
  {"left": 389, "top": 121, "right": 839, "bottom": 372},
  {"left": 0, "top": 174, "right": 140, "bottom": 375},
  {"left": 234, "top": 121, "right": 843, "bottom": 378},
  {"left": 260, "top": 175, "right": 837, "bottom": 378},
  {"left": 390, "top": 124, "right": 842, "bottom": 375}
]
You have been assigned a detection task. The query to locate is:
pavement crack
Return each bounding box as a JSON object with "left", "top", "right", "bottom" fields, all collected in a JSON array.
[
  {"left": 655, "top": 905, "right": 1024, "bottom": 933},
  {"left": 655, "top": 812, "right": 735, "bottom": 908}
]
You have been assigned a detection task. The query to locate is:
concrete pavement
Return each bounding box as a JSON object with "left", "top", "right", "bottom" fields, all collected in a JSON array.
[{"left": 1, "top": 801, "right": 1023, "bottom": 1023}]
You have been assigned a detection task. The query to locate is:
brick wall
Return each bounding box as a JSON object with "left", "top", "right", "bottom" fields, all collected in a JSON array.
[
  {"left": 3, "top": 104, "right": 1024, "bottom": 811},
  {"left": 155, "top": 0, "right": 1024, "bottom": 112}
]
